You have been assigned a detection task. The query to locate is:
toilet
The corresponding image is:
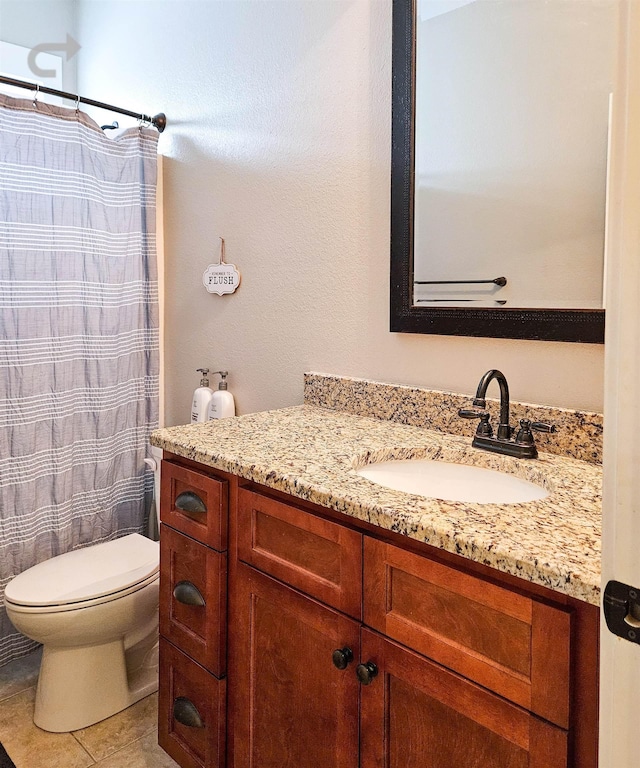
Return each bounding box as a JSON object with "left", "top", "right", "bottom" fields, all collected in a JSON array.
[{"left": 4, "top": 533, "right": 160, "bottom": 733}]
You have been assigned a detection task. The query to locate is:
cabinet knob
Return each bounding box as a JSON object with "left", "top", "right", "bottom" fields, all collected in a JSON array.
[
  {"left": 173, "top": 696, "right": 204, "bottom": 728},
  {"left": 332, "top": 647, "right": 354, "bottom": 670},
  {"left": 356, "top": 661, "right": 378, "bottom": 685},
  {"left": 174, "top": 490, "right": 207, "bottom": 514},
  {"left": 173, "top": 580, "right": 206, "bottom": 607}
]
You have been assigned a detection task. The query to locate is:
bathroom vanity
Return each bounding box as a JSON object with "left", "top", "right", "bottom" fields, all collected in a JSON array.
[{"left": 152, "top": 377, "right": 602, "bottom": 768}]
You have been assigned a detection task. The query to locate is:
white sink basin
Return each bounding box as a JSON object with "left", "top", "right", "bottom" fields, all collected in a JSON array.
[{"left": 356, "top": 459, "right": 549, "bottom": 504}]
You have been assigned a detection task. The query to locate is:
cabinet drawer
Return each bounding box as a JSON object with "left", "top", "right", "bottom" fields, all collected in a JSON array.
[
  {"left": 237, "top": 488, "right": 363, "bottom": 618},
  {"left": 160, "top": 525, "right": 227, "bottom": 676},
  {"left": 161, "top": 460, "right": 228, "bottom": 550},
  {"left": 364, "top": 538, "right": 571, "bottom": 728},
  {"left": 158, "top": 638, "right": 226, "bottom": 768}
]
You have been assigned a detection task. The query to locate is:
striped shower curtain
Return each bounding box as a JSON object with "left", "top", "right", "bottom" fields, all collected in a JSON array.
[{"left": 0, "top": 94, "right": 159, "bottom": 666}]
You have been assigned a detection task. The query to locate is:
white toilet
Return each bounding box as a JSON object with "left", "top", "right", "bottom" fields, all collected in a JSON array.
[{"left": 4, "top": 533, "right": 160, "bottom": 732}]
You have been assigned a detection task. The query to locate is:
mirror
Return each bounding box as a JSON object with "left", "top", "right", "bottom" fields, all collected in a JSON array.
[{"left": 390, "top": 0, "right": 614, "bottom": 342}]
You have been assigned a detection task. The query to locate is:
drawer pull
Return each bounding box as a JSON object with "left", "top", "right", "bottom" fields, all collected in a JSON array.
[
  {"left": 356, "top": 661, "right": 378, "bottom": 686},
  {"left": 332, "top": 647, "right": 354, "bottom": 670},
  {"left": 174, "top": 491, "right": 207, "bottom": 514},
  {"left": 173, "top": 580, "right": 206, "bottom": 607},
  {"left": 173, "top": 696, "right": 205, "bottom": 728}
]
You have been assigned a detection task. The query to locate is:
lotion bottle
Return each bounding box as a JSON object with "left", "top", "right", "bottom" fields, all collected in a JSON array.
[
  {"left": 208, "top": 371, "right": 236, "bottom": 419},
  {"left": 191, "top": 368, "right": 214, "bottom": 423}
]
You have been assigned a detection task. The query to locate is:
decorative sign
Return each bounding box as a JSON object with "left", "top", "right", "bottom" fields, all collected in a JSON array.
[
  {"left": 203, "top": 262, "right": 240, "bottom": 295},
  {"left": 203, "top": 238, "right": 241, "bottom": 295}
]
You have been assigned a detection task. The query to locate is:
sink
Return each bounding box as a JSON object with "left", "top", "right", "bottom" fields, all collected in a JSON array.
[{"left": 356, "top": 459, "right": 549, "bottom": 504}]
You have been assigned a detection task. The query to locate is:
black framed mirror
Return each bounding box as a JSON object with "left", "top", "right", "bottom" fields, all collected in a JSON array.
[{"left": 390, "top": 0, "right": 607, "bottom": 343}]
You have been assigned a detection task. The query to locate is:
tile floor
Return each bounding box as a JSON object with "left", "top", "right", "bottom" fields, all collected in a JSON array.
[{"left": 0, "top": 649, "right": 179, "bottom": 768}]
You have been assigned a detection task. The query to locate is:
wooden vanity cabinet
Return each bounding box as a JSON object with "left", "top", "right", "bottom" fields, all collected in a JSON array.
[
  {"left": 229, "top": 483, "right": 598, "bottom": 768},
  {"left": 158, "top": 456, "right": 231, "bottom": 768},
  {"left": 157, "top": 457, "right": 598, "bottom": 768}
]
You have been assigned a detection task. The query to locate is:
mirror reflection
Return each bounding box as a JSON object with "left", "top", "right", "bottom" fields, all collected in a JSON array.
[{"left": 412, "top": 0, "right": 617, "bottom": 309}]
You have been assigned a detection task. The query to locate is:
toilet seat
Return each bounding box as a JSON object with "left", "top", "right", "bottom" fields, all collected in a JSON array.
[{"left": 4, "top": 533, "right": 159, "bottom": 614}]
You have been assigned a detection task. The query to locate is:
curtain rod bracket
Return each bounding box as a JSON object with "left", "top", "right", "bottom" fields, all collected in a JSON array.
[{"left": 152, "top": 113, "right": 167, "bottom": 133}]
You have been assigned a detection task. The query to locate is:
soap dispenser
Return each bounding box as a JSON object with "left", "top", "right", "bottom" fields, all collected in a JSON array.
[
  {"left": 207, "top": 371, "right": 236, "bottom": 419},
  {"left": 191, "top": 368, "right": 214, "bottom": 423}
]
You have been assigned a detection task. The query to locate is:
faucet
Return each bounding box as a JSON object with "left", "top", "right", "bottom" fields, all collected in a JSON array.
[
  {"left": 472, "top": 369, "right": 512, "bottom": 440},
  {"left": 459, "top": 369, "right": 556, "bottom": 459}
]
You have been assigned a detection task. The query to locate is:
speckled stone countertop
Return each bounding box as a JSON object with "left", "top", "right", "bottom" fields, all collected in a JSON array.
[{"left": 151, "top": 405, "right": 602, "bottom": 606}]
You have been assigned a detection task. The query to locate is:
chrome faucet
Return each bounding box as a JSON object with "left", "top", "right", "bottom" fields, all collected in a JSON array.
[{"left": 458, "top": 369, "right": 556, "bottom": 459}]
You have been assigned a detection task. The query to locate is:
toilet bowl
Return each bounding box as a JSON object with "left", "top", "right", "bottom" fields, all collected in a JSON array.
[{"left": 4, "top": 533, "right": 160, "bottom": 732}]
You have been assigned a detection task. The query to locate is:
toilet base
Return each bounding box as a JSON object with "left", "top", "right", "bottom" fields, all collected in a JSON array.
[{"left": 34, "top": 636, "right": 159, "bottom": 733}]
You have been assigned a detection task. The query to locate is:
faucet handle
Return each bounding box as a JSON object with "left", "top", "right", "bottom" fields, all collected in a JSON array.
[
  {"left": 458, "top": 409, "right": 493, "bottom": 437},
  {"left": 531, "top": 422, "right": 556, "bottom": 434},
  {"left": 515, "top": 419, "right": 534, "bottom": 445},
  {"left": 459, "top": 409, "right": 487, "bottom": 419},
  {"left": 515, "top": 419, "right": 556, "bottom": 450}
]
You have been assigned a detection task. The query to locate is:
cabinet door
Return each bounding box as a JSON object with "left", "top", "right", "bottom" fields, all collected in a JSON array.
[
  {"left": 230, "top": 563, "right": 360, "bottom": 768},
  {"left": 359, "top": 629, "right": 568, "bottom": 768}
]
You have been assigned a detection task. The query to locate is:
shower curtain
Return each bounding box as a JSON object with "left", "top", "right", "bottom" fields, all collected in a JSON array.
[{"left": 0, "top": 94, "right": 159, "bottom": 666}]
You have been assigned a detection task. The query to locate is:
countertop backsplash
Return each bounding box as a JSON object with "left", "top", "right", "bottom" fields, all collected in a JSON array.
[{"left": 303, "top": 372, "right": 603, "bottom": 465}]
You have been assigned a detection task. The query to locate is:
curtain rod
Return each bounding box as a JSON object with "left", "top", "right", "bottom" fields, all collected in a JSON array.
[{"left": 0, "top": 75, "right": 166, "bottom": 132}]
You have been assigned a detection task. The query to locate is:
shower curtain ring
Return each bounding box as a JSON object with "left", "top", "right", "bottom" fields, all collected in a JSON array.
[
  {"left": 75, "top": 94, "right": 81, "bottom": 115},
  {"left": 33, "top": 83, "right": 40, "bottom": 107}
]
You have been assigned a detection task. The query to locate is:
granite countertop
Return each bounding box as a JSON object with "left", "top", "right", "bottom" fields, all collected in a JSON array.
[{"left": 151, "top": 405, "right": 602, "bottom": 606}]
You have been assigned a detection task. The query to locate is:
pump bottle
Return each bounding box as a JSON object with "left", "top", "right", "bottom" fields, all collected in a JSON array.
[
  {"left": 207, "top": 371, "right": 236, "bottom": 419},
  {"left": 191, "top": 368, "right": 214, "bottom": 423}
]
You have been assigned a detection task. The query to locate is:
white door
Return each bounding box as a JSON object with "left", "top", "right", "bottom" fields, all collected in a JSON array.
[{"left": 600, "top": 2, "right": 640, "bottom": 765}]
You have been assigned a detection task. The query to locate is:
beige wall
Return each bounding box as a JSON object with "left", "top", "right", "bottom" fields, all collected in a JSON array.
[{"left": 75, "top": 0, "right": 604, "bottom": 426}]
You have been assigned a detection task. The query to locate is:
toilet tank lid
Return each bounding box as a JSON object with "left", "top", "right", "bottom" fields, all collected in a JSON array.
[{"left": 4, "top": 534, "right": 159, "bottom": 607}]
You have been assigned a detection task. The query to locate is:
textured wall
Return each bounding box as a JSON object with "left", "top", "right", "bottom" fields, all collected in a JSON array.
[{"left": 74, "top": 0, "right": 605, "bottom": 425}]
